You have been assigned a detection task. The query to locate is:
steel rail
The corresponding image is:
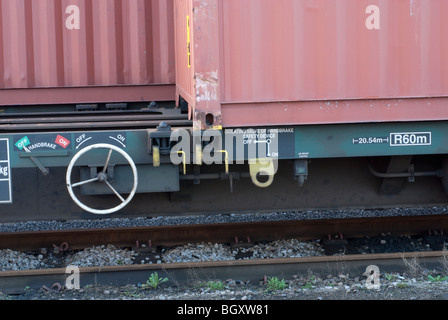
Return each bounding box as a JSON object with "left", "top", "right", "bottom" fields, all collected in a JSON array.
[{"left": 0, "top": 215, "right": 447, "bottom": 251}]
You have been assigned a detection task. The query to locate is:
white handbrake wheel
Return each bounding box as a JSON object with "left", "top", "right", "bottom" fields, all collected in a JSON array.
[{"left": 66, "top": 143, "right": 138, "bottom": 215}]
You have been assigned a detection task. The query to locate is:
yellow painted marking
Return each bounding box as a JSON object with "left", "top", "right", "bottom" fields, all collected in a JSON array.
[{"left": 187, "top": 15, "right": 191, "bottom": 68}]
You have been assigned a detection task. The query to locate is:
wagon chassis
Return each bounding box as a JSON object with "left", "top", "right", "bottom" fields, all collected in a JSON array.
[{"left": 0, "top": 101, "right": 448, "bottom": 217}]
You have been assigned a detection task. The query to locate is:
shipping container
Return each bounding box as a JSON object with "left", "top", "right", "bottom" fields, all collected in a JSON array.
[
  {"left": 175, "top": 0, "right": 448, "bottom": 129},
  {"left": 0, "top": 0, "right": 175, "bottom": 106}
]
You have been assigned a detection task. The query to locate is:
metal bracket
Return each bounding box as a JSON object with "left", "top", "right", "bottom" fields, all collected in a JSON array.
[{"left": 148, "top": 122, "right": 172, "bottom": 155}]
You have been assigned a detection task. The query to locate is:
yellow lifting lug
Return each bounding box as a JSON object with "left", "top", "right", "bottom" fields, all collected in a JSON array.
[
  {"left": 152, "top": 145, "right": 160, "bottom": 167},
  {"left": 249, "top": 158, "right": 275, "bottom": 188}
]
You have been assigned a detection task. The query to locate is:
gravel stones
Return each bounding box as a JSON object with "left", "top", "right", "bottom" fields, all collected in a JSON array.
[
  {"left": 0, "top": 238, "right": 326, "bottom": 271},
  {"left": 238, "top": 239, "right": 325, "bottom": 259},
  {"left": 0, "top": 206, "right": 447, "bottom": 233},
  {"left": 0, "top": 235, "right": 441, "bottom": 270},
  {"left": 161, "top": 239, "right": 325, "bottom": 263},
  {"left": 162, "top": 243, "right": 235, "bottom": 263},
  {"left": 0, "top": 249, "right": 49, "bottom": 271},
  {"left": 0, "top": 245, "right": 138, "bottom": 271},
  {"left": 65, "top": 245, "right": 138, "bottom": 267}
]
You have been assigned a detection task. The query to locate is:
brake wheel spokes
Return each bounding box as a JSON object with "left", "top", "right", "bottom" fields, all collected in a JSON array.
[
  {"left": 66, "top": 143, "right": 138, "bottom": 215},
  {"left": 97, "top": 149, "right": 126, "bottom": 203},
  {"left": 102, "top": 149, "right": 113, "bottom": 173},
  {"left": 104, "top": 180, "right": 126, "bottom": 203},
  {"left": 71, "top": 176, "right": 99, "bottom": 188}
]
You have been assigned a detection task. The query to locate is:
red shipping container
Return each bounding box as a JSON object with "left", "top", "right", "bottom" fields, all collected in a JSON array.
[
  {"left": 0, "top": 0, "right": 175, "bottom": 106},
  {"left": 175, "top": 0, "right": 448, "bottom": 129}
]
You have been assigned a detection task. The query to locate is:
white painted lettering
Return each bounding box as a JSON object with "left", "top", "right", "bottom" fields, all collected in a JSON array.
[
  {"left": 65, "top": 265, "right": 80, "bottom": 290},
  {"left": 365, "top": 5, "right": 380, "bottom": 30},
  {"left": 66, "top": 5, "right": 80, "bottom": 30}
]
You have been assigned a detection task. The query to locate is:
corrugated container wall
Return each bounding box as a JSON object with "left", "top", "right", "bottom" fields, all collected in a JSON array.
[
  {"left": 175, "top": 0, "right": 448, "bottom": 129},
  {"left": 0, "top": 0, "right": 175, "bottom": 106}
]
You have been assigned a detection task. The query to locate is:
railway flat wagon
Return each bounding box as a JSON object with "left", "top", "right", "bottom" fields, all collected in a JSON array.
[{"left": 1, "top": 0, "right": 448, "bottom": 221}]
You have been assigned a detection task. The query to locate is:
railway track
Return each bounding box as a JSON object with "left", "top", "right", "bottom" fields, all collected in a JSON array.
[{"left": 1, "top": 214, "right": 448, "bottom": 296}]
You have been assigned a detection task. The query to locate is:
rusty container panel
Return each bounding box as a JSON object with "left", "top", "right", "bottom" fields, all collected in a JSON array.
[
  {"left": 0, "top": 0, "right": 175, "bottom": 105},
  {"left": 175, "top": 0, "right": 448, "bottom": 129}
]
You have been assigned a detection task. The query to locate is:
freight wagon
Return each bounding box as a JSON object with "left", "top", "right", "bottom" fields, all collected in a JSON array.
[
  {"left": 174, "top": 0, "right": 448, "bottom": 194},
  {"left": 0, "top": 0, "right": 447, "bottom": 220}
]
